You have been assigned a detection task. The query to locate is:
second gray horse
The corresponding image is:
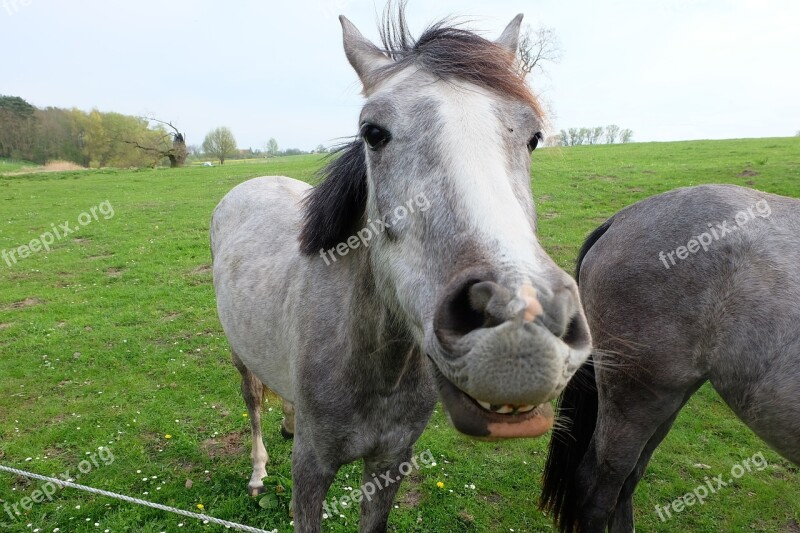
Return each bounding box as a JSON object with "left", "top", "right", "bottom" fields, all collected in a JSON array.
[{"left": 541, "top": 184, "right": 800, "bottom": 532}]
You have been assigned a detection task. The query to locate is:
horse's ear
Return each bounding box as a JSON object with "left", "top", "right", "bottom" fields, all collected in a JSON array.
[
  {"left": 495, "top": 14, "right": 524, "bottom": 54},
  {"left": 340, "top": 15, "right": 392, "bottom": 92}
]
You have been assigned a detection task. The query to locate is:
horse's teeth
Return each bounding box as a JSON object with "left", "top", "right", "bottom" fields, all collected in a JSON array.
[{"left": 476, "top": 400, "right": 536, "bottom": 414}]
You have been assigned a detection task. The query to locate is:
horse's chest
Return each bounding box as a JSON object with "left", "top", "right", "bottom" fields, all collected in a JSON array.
[{"left": 348, "top": 387, "right": 437, "bottom": 458}]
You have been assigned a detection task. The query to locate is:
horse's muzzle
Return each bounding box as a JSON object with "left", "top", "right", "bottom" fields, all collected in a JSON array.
[{"left": 428, "top": 266, "right": 591, "bottom": 439}]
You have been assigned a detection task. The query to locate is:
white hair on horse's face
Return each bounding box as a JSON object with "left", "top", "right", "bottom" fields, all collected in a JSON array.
[{"left": 358, "top": 69, "right": 549, "bottom": 310}]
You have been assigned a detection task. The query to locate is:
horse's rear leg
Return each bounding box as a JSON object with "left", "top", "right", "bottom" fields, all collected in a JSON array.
[
  {"left": 608, "top": 383, "right": 700, "bottom": 533},
  {"left": 578, "top": 375, "right": 702, "bottom": 532},
  {"left": 232, "top": 350, "right": 269, "bottom": 496}
]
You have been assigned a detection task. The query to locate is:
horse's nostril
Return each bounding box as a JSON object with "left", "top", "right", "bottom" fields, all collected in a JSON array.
[
  {"left": 434, "top": 272, "right": 503, "bottom": 347},
  {"left": 434, "top": 269, "right": 589, "bottom": 352},
  {"left": 561, "top": 312, "right": 591, "bottom": 350},
  {"left": 444, "top": 279, "right": 486, "bottom": 337}
]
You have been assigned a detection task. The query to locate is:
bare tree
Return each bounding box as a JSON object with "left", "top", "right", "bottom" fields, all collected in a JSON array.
[
  {"left": 605, "top": 125, "right": 621, "bottom": 144},
  {"left": 567, "top": 128, "right": 584, "bottom": 146},
  {"left": 558, "top": 125, "right": 633, "bottom": 146},
  {"left": 123, "top": 117, "right": 188, "bottom": 168},
  {"left": 546, "top": 134, "right": 564, "bottom": 147},
  {"left": 620, "top": 129, "right": 634, "bottom": 144},
  {"left": 587, "top": 127, "right": 604, "bottom": 145},
  {"left": 203, "top": 127, "right": 237, "bottom": 165},
  {"left": 517, "top": 24, "right": 562, "bottom": 78},
  {"left": 265, "top": 138, "right": 279, "bottom": 157}
]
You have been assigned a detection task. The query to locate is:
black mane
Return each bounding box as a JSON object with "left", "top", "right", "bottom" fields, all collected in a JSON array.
[{"left": 298, "top": 141, "right": 367, "bottom": 254}]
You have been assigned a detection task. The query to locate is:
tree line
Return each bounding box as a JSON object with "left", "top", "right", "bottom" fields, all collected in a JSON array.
[
  {"left": 0, "top": 95, "right": 186, "bottom": 168},
  {"left": 194, "top": 132, "right": 331, "bottom": 165},
  {"left": 549, "top": 125, "right": 634, "bottom": 147},
  {"left": 0, "top": 95, "right": 334, "bottom": 168}
]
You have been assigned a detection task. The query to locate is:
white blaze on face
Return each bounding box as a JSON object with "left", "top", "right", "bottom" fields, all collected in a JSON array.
[{"left": 432, "top": 81, "right": 543, "bottom": 277}]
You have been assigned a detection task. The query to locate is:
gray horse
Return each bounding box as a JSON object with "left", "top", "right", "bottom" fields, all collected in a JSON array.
[
  {"left": 540, "top": 184, "right": 800, "bottom": 532},
  {"left": 211, "top": 8, "right": 591, "bottom": 533}
]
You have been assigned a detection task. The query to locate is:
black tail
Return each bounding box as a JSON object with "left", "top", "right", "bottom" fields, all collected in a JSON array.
[
  {"left": 574, "top": 215, "right": 614, "bottom": 285},
  {"left": 539, "top": 359, "right": 598, "bottom": 532},
  {"left": 539, "top": 216, "right": 614, "bottom": 532}
]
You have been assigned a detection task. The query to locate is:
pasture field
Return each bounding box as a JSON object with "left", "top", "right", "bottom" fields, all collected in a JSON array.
[
  {"left": 1, "top": 138, "right": 799, "bottom": 532},
  {"left": 0, "top": 161, "right": 35, "bottom": 175}
]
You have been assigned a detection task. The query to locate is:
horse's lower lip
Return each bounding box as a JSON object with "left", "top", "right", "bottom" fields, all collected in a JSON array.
[{"left": 432, "top": 366, "right": 554, "bottom": 440}]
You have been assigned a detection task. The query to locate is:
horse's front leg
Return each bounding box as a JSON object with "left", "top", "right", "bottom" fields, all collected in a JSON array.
[
  {"left": 292, "top": 436, "right": 338, "bottom": 533},
  {"left": 358, "top": 447, "right": 414, "bottom": 533}
]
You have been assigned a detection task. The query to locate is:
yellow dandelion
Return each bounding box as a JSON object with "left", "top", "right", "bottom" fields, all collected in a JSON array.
[
  {"left": 165, "top": 434, "right": 172, "bottom": 439},
  {"left": 197, "top": 504, "right": 205, "bottom": 510},
  {"left": 436, "top": 481, "right": 445, "bottom": 489},
  {"left": 242, "top": 413, "right": 248, "bottom": 418}
]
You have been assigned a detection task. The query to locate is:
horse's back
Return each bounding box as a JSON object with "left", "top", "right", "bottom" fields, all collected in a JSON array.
[
  {"left": 581, "top": 184, "right": 800, "bottom": 463},
  {"left": 211, "top": 176, "right": 312, "bottom": 400},
  {"left": 581, "top": 185, "right": 800, "bottom": 325},
  {"left": 211, "top": 176, "right": 310, "bottom": 243}
]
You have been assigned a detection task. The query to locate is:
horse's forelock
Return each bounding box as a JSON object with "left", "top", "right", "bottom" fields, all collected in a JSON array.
[{"left": 377, "top": 3, "right": 544, "bottom": 118}]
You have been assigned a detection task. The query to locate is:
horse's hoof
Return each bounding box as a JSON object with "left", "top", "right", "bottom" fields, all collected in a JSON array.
[
  {"left": 280, "top": 425, "right": 294, "bottom": 440},
  {"left": 249, "top": 485, "right": 266, "bottom": 497}
]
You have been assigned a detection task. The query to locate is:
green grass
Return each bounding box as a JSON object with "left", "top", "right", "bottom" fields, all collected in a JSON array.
[
  {"left": 0, "top": 159, "right": 36, "bottom": 175},
  {"left": 1, "top": 138, "right": 799, "bottom": 532}
]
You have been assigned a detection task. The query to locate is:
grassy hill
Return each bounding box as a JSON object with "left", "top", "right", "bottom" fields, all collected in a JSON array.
[{"left": 1, "top": 138, "right": 798, "bottom": 532}]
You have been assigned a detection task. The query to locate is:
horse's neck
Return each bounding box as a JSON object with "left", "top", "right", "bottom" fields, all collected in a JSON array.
[{"left": 344, "top": 253, "right": 427, "bottom": 390}]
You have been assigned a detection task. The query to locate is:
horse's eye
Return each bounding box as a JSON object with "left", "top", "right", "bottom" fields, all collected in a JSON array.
[
  {"left": 361, "top": 124, "right": 391, "bottom": 150},
  {"left": 527, "top": 131, "right": 544, "bottom": 152}
]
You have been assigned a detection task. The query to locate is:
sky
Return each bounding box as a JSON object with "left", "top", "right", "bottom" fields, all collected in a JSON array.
[{"left": 2, "top": 0, "right": 799, "bottom": 151}]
